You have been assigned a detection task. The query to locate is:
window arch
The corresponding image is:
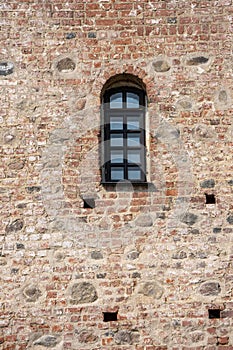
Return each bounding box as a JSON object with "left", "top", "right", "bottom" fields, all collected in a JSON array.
[{"left": 101, "top": 75, "right": 147, "bottom": 183}]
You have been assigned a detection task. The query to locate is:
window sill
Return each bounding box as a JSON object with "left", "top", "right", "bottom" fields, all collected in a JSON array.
[{"left": 101, "top": 181, "right": 157, "bottom": 192}]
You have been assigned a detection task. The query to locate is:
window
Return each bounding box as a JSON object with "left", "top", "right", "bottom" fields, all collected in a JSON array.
[{"left": 102, "top": 86, "right": 146, "bottom": 183}]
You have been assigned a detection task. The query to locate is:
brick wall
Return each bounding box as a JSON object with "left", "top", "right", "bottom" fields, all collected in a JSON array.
[{"left": 0, "top": 0, "right": 233, "bottom": 349}]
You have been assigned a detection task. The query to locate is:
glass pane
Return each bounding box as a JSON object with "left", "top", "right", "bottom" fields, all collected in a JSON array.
[
  {"left": 128, "top": 150, "right": 141, "bottom": 164},
  {"left": 110, "top": 134, "right": 123, "bottom": 147},
  {"left": 110, "top": 93, "right": 123, "bottom": 109},
  {"left": 127, "top": 117, "right": 140, "bottom": 130},
  {"left": 126, "top": 92, "right": 139, "bottom": 108},
  {"left": 128, "top": 167, "right": 141, "bottom": 180},
  {"left": 111, "top": 150, "right": 124, "bottom": 163},
  {"left": 111, "top": 167, "right": 124, "bottom": 180},
  {"left": 110, "top": 116, "right": 123, "bottom": 130},
  {"left": 127, "top": 133, "right": 140, "bottom": 147}
]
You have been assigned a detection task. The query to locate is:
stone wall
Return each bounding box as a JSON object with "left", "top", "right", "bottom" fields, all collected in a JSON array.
[{"left": 0, "top": 1, "right": 233, "bottom": 349}]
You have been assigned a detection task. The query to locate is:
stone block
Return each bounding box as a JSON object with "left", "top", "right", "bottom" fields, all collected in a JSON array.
[
  {"left": 227, "top": 215, "right": 233, "bottom": 225},
  {"left": 186, "top": 56, "right": 209, "bottom": 65},
  {"left": 152, "top": 60, "right": 170, "bottom": 72},
  {"left": 70, "top": 282, "right": 98, "bottom": 304},
  {"left": 200, "top": 179, "right": 215, "bottom": 188},
  {"left": 33, "top": 335, "right": 60, "bottom": 347},
  {"left": 5, "top": 219, "right": 24, "bottom": 233},
  {"left": 199, "top": 282, "right": 221, "bottom": 296},
  {"left": 135, "top": 214, "right": 153, "bottom": 227},
  {"left": 23, "top": 284, "right": 42, "bottom": 302},
  {"left": 75, "top": 329, "right": 98, "bottom": 343},
  {"left": 114, "top": 330, "right": 140, "bottom": 345},
  {"left": 139, "top": 281, "right": 163, "bottom": 299},
  {"left": 56, "top": 58, "right": 76, "bottom": 72},
  {"left": 180, "top": 212, "right": 198, "bottom": 226}
]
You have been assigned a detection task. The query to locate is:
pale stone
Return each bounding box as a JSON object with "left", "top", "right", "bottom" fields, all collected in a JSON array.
[
  {"left": 70, "top": 282, "right": 98, "bottom": 304},
  {"left": 180, "top": 212, "right": 198, "bottom": 226},
  {"left": 33, "top": 335, "right": 60, "bottom": 347},
  {"left": 135, "top": 214, "right": 153, "bottom": 227},
  {"left": 139, "top": 281, "right": 163, "bottom": 299},
  {"left": 153, "top": 60, "right": 170, "bottom": 72},
  {"left": 23, "top": 284, "right": 42, "bottom": 302}
]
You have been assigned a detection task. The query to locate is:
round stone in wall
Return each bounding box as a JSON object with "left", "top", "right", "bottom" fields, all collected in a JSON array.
[
  {"left": 127, "top": 250, "right": 140, "bottom": 260},
  {"left": 75, "top": 329, "right": 98, "bottom": 343},
  {"left": 180, "top": 212, "right": 198, "bottom": 226},
  {"left": 54, "top": 250, "right": 65, "bottom": 261},
  {"left": 227, "top": 214, "right": 233, "bottom": 225},
  {"left": 56, "top": 57, "right": 76, "bottom": 72},
  {"left": 176, "top": 98, "right": 192, "bottom": 111},
  {"left": 4, "top": 132, "right": 15, "bottom": 143},
  {"left": 91, "top": 250, "right": 103, "bottom": 260},
  {"left": 139, "top": 281, "right": 163, "bottom": 299},
  {"left": 33, "top": 334, "right": 61, "bottom": 347},
  {"left": 200, "top": 179, "right": 215, "bottom": 188},
  {"left": 186, "top": 56, "right": 209, "bottom": 65},
  {"left": 5, "top": 219, "right": 24, "bottom": 233},
  {"left": 0, "top": 257, "right": 7, "bottom": 266},
  {"left": 70, "top": 282, "right": 98, "bottom": 304},
  {"left": 152, "top": 59, "right": 170, "bottom": 72},
  {"left": 199, "top": 281, "right": 221, "bottom": 296},
  {"left": 193, "top": 124, "right": 216, "bottom": 140},
  {"left": 172, "top": 250, "right": 187, "bottom": 259},
  {"left": 23, "top": 284, "right": 42, "bottom": 302},
  {"left": 114, "top": 330, "right": 140, "bottom": 345},
  {"left": 190, "top": 331, "right": 205, "bottom": 344},
  {"left": 8, "top": 159, "right": 25, "bottom": 170},
  {"left": 135, "top": 214, "right": 153, "bottom": 227},
  {"left": 218, "top": 90, "right": 228, "bottom": 103},
  {"left": 0, "top": 61, "right": 14, "bottom": 75}
]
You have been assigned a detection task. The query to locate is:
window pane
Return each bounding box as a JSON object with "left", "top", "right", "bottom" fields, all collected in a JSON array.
[
  {"left": 111, "top": 150, "right": 124, "bottom": 163},
  {"left": 126, "top": 92, "right": 139, "bottom": 108},
  {"left": 128, "top": 167, "right": 141, "bottom": 180},
  {"left": 110, "top": 116, "right": 123, "bottom": 130},
  {"left": 127, "top": 133, "right": 140, "bottom": 147},
  {"left": 110, "top": 93, "right": 123, "bottom": 109},
  {"left": 127, "top": 117, "right": 140, "bottom": 130},
  {"left": 128, "top": 150, "right": 141, "bottom": 164},
  {"left": 110, "top": 134, "right": 123, "bottom": 147},
  {"left": 111, "top": 167, "right": 124, "bottom": 180}
]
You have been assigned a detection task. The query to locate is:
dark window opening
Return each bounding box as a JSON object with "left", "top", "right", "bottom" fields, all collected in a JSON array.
[
  {"left": 103, "top": 311, "right": 118, "bottom": 322},
  {"left": 205, "top": 194, "right": 216, "bottom": 204},
  {"left": 83, "top": 197, "right": 95, "bottom": 209},
  {"left": 102, "top": 86, "right": 146, "bottom": 184},
  {"left": 208, "top": 309, "right": 220, "bottom": 319}
]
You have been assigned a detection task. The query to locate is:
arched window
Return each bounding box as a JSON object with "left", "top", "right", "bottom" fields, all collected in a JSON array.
[{"left": 102, "top": 79, "right": 147, "bottom": 183}]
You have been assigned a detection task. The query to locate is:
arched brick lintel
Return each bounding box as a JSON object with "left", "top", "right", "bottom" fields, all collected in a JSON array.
[{"left": 93, "top": 63, "right": 155, "bottom": 103}]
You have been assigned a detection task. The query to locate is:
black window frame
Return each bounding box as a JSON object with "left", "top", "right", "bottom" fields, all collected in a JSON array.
[{"left": 102, "top": 86, "right": 147, "bottom": 184}]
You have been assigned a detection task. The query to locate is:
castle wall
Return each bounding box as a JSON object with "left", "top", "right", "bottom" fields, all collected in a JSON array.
[{"left": 0, "top": 1, "right": 233, "bottom": 349}]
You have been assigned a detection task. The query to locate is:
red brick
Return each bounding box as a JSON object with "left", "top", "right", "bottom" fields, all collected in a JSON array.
[{"left": 218, "top": 337, "right": 229, "bottom": 345}]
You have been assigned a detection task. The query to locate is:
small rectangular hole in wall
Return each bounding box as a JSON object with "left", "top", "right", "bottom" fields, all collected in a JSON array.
[
  {"left": 83, "top": 197, "right": 95, "bottom": 209},
  {"left": 208, "top": 309, "right": 220, "bottom": 319},
  {"left": 205, "top": 194, "right": 216, "bottom": 204},
  {"left": 103, "top": 311, "right": 118, "bottom": 322}
]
